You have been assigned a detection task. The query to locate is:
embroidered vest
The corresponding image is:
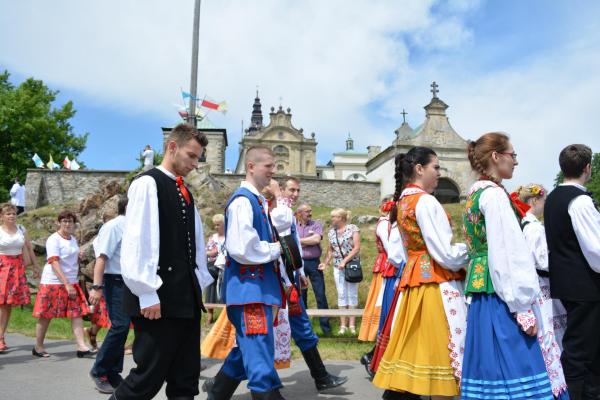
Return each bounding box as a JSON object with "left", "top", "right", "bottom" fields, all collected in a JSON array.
[
  {"left": 398, "top": 191, "right": 464, "bottom": 289},
  {"left": 223, "top": 187, "right": 282, "bottom": 307}
]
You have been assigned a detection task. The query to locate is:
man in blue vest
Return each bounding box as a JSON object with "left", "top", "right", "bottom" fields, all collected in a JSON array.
[{"left": 206, "top": 146, "right": 285, "bottom": 400}]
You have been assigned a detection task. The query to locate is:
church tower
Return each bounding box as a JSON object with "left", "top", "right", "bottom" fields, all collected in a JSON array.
[{"left": 247, "top": 90, "right": 263, "bottom": 135}]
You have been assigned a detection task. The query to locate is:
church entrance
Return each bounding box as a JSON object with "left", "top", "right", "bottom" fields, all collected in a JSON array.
[{"left": 435, "top": 178, "right": 460, "bottom": 204}]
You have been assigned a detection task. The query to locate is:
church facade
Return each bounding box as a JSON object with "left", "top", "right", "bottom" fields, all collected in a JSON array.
[
  {"left": 234, "top": 93, "right": 318, "bottom": 176},
  {"left": 366, "top": 82, "right": 477, "bottom": 202}
]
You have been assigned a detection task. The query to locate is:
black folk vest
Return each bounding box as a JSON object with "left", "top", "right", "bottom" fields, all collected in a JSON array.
[
  {"left": 123, "top": 168, "right": 203, "bottom": 318},
  {"left": 544, "top": 185, "right": 600, "bottom": 301}
]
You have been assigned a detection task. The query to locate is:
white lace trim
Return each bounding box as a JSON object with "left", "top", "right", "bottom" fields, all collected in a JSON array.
[{"left": 439, "top": 280, "right": 468, "bottom": 381}]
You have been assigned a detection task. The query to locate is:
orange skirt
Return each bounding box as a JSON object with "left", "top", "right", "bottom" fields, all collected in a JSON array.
[
  {"left": 201, "top": 310, "right": 236, "bottom": 359},
  {"left": 0, "top": 254, "right": 30, "bottom": 305},
  {"left": 358, "top": 271, "right": 384, "bottom": 341},
  {"left": 32, "top": 283, "right": 89, "bottom": 319}
]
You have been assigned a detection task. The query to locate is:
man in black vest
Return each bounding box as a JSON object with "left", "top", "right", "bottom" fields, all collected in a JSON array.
[
  {"left": 113, "top": 123, "right": 214, "bottom": 400},
  {"left": 544, "top": 144, "right": 600, "bottom": 400}
]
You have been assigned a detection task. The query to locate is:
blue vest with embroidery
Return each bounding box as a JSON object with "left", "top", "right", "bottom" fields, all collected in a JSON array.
[{"left": 223, "top": 187, "right": 282, "bottom": 307}]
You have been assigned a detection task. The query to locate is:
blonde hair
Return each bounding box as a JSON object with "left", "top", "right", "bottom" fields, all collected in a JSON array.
[
  {"left": 331, "top": 208, "right": 351, "bottom": 222},
  {"left": 515, "top": 183, "right": 546, "bottom": 203},
  {"left": 212, "top": 213, "right": 224, "bottom": 225}
]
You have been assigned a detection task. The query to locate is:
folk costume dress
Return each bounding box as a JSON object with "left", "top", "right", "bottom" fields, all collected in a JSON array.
[
  {"left": 461, "top": 180, "right": 555, "bottom": 400},
  {"left": 0, "top": 225, "right": 31, "bottom": 306},
  {"left": 359, "top": 216, "right": 389, "bottom": 342},
  {"left": 33, "top": 232, "right": 89, "bottom": 319},
  {"left": 373, "top": 184, "right": 468, "bottom": 397},
  {"left": 522, "top": 212, "right": 569, "bottom": 397}
]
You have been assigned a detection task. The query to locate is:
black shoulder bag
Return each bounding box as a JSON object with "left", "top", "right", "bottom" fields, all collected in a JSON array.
[{"left": 335, "top": 229, "right": 363, "bottom": 283}]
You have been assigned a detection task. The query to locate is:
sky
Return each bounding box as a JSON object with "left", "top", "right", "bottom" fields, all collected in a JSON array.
[{"left": 1, "top": 0, "right": 599, "bottom": 191}]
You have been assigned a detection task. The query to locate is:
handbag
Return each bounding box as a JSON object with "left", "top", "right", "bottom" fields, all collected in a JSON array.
[{"left": 334, "top": 229, "right": 363, "bottom": 283}]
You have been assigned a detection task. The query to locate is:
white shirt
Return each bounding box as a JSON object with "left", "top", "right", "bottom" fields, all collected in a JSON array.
[
  {"left": 225, "top": 181, "right": 281, "bottom": 266},
  {"left": 93, "top": 215, "right": 126, "bottom": 275},
  {"left": 270, "top": 197, "right": 305, "bottom": 276},
  {"left": 376, "top": 217, "right": 391, "bottom": 254},
  {"left": 402, "top": 187, "right": 468, "bottom": 271},
  {"left": 10, "top": 183, "right": 25, "bottom": 207},
  {"left": 142, "top": 149, "right": 154, "bottom": 166},
  {"left": 522, "top": 213, "right": 548, "bottom": 272},
  {"left": 473, "top": 180, "right": 541, "bottom": 313},
  {"left": 0, "top": 225, "right": 25, "bottom": 255},
  {"left": 562, "top": 183, "right": 600, "bottom": 273},
  {"left": 387, "top": 222, "right": 407, "bottom": 268},
  {"left": 41, "top": 232, "right": 79, "bottom": 284},
  {"left": 120, "top": 166, "right": 213, "bottom": 309}
]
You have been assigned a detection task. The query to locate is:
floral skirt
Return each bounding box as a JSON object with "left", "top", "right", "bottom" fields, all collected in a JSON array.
[
  {"left": 90, "top": 295, "right": 111, "bottom": 328},
  {"left": 0, "top": 254, "right": 31, "bottom": 305},
  {"left": 32, "top": 283, "right": 89, "bottom": 319},
  {"left": 358, "top": 271, "right": 383, "bottom": 342}
]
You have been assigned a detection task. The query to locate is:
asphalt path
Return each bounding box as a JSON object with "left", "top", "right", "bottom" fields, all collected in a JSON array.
[{"left": 1, "top": 333, "right": 385, "bottom": 399}]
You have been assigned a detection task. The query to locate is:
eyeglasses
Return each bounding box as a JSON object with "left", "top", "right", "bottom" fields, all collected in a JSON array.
[{"left": 498, "top": 152, "right": 518, "bottom": 160}]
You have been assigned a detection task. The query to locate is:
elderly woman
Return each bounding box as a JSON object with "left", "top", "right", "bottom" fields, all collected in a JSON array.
[
  {"left": 321, "top": 208, "right": 361, "bottom": 334},
  {"left": 0, "top": 203, "right": 39, "bottom": 352},
  {"left": 204, "top": 213, "right": 226, "bottom": 323},
  {"left": 32, "top": 210, "right": 95, "bottom": 358}
]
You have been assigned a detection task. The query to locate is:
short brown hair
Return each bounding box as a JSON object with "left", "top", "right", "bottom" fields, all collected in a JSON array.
[
  {"left": 281, "top": 176, "right": 300, "bottom": 189},
  {"left": 167, "top": 123, "right": 208, "bottom": 147},
  {"left": 467, "top": 132, "right": 511, "bottom": 178},
  {"left": 0, "top": 203, "right": 17, "bottom": 216},
  {"left": 559, "top": 144, "right": 592, "bottom": 179},
  {"left": 57, "top": 210, "right": 78, "bottom": 223},
  {"left": 246, "top": 146, "right": 274, "bottom": 165}
]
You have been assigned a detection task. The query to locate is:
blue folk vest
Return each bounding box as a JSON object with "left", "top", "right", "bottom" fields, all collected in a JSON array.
[{"left": 223, "top": 187, "right": 282, "bottom": 307}]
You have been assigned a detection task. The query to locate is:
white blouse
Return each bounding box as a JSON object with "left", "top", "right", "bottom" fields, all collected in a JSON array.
[
  {"left": 387, "top": 222, "right": 407, "bottom": 268},
  {"left": 0, "top": 225, "right": 25, "bottom": 256},
  {"left": 475, "top": 181, "right": 541, "bottom": 314},
  {"left": 41, "top": 232, "right": 79, "bottom": 284},
  {"left": 404, "top": 187, "right": 468, "bottom": 271},
  {"left": 522, "top": 213, "right": 548, "bottom": 272},
  {"left": 120, "top": 166, "right": 213, "bottom": 309},
  {"left": 376, "top": 217, "right": 391, "bottom": 254}
]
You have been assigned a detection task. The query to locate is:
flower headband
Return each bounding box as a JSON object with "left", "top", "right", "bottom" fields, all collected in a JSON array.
[{"left": 381, "top": 200, "right": 395, "bottom": 213}]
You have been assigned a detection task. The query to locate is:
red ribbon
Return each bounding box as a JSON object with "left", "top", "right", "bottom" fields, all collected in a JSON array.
[
  {"left": 381, "top": 201, "right": 395, "bottom": 213},
  {"left": 176, "top": 176, "right": 190, "bottom": 205},
  {"left": 509, "top": 192, "right": 531, "bottom": 218}
]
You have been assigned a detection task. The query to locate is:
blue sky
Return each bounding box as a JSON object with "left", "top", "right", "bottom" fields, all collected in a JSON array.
[{"left": 1, "top": 0, "right": 599, "bottom": 190}]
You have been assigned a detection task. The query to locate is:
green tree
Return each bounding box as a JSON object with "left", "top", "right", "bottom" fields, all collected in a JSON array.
[
  {"left": 0, "top": 71, "right": 88, "bottom": 202},
  {"left": 554, "top": 153, "right": 600, "bottom": 205}
]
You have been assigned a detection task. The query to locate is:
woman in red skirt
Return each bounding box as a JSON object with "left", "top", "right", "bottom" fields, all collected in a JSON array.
[
  {"left": 32, "top": 210, "right": 95, "bottom": 358},
  {"left": 0, "top": 203, "right": 39, "bottom": 352}
]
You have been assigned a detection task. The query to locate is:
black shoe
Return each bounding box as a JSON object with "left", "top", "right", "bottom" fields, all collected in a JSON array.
[
  {"left": 204, "top": 369, "right": 240, "bottom": 400},
  {"left": 360, "top": 348, "right": 375, "bottom": 379},
  {"left": 167, "top": 397, "right": 194, "bottom": 400},
  {"left": 315, "top": 374, "right": 348, "bottom": 391},
  {"left": 250, "top": 389, "right": 286, "bottom": 399},
  {"left": 107, "top": 374, "right": 124, "bottom": 389},
  {"left": 382, "top": 390, "right": 420, "bottom": 400},
  {"left": 77, "top": 348, "right": 98, "bottom": 358},
  {"left": 89, "top": 372, "right": 115, "bottom": 394},
  {"left": 301, "top": 346, "right": 348, "bottom": 391}
]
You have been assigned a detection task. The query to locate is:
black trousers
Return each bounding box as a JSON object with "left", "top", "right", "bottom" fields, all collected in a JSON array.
[
  {"left": 115, "top": 315, "right": 201, "bottom": 400},
  {"left": 561, "top": 300, "right": 600, "bottom": 394}
]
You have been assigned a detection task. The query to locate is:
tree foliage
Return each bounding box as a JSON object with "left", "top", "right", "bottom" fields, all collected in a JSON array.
[
  {"left": 0, "top": 71, "right": 88, "bottom": 202},
  {"left": 554, "top": 153, "right": 600, "bottom": 205}
]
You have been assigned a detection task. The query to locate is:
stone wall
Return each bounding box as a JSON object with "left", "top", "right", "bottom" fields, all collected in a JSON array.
[
  {"left": 212, "top": 173, "right": 380, "bottom": 208},
  {"left": 25, "top": 169, "right": 129, "bottom": 210}
]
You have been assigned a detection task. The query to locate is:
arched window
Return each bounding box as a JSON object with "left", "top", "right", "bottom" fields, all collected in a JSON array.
[
  {"left": 273, "top": 145, "right": 289, "bottom": 157},
  {"left": 347, "top": 173, "right": 366, "bottom": 181},
  {"left": 434, "top": 178, "right": 460, "bottom": 203}
]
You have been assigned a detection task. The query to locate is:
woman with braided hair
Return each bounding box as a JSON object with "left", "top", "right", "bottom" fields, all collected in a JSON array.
[
  {"left": 373, "top": 146, "right": 468, "bottom": 400},
  {"left": 461, "top": 133, "right": 560, "bottom": 399}
]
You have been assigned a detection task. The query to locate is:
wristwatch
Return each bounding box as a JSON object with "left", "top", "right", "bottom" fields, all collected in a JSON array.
[{"left": 91, "top": 284, "right": 104, "bottom": 290}]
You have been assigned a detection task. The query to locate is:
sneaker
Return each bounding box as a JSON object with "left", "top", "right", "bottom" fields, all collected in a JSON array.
[
  {"left": 107, "top": 374, "right": 124, "bottom": 389},
  {"left": 90, "top": 372, "right": 115, "bottom": 394}
]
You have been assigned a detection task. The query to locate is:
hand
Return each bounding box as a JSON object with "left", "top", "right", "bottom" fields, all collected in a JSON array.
[
  {"left": 300, "top": 275, "right": 309, "bottom": 289},
  {"left": 317, "top": 263, "right": 326, "bottom": 271},
  {"left": 141, "top": 303, "right": 161, "bottom": 320},
  {"left": 268, "top": 179, "right": 282, "bottom": 198},
  {"left": 32, "top": 267, "right": 40, "bottom": 279},
  {"left": 65, "top": 284, "right": 77, "bottom": 298},
  {"left": 88, "top": 289, "right": 103, "bottom": 306},
  {"left": 338, "top": 261, "right": 346, "bottom": 270},
  {"left": 525, "top": 324, "right": 538, "bottom": 337}
]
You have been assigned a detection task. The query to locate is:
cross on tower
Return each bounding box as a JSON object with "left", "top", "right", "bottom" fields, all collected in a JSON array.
[
  {"left": 401, "top": 109, "right": 407, "bottom": 123},
  {"left": 430, "top": 81, "right": 439, "bottom": 98}
]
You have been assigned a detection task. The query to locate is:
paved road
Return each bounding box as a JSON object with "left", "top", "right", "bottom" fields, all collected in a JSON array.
[{"left": 1, "top": 333, "right": 384, "bottom": 399}]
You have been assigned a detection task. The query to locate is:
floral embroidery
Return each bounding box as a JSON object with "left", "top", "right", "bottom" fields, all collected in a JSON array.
[
  {"left": 471, "top": 277, "right": 484, "bottom": 290},
  {"left": 243, "top": 303, "right": 268, "bottom": 335}
]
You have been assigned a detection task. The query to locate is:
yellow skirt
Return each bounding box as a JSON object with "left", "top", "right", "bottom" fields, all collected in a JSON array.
[
  {"left": 358, "top": 272, "right": 384, "bottom": 341},
  {"left": 372, "top": 283, "right": 458, "bottom": 396},
  {"left": 200, "top": 310, "right": 236, "bottom": 359}
]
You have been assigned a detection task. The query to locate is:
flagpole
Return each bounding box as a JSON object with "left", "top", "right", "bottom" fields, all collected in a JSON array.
[{"left": 188, "top": 0, "right": 201, "bottom": 127}]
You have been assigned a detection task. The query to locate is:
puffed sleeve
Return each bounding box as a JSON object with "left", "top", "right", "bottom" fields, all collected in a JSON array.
[
  {"left": 194, "top": 208, "right": 214, "bottom": 290},
  {"left": 523, "top": 221, "right": 548, "bottom": 271},
  {"left": 569, "top": 194, "right": 600, "bottom": 273},
  {"left": 480, "top": 187, "right": 540, "bottom": 314},
  {"left": 415, "top": 194, "right": 468, "bottom": 271},
  {"left": 387, "top": 223, "right": 407, "bottom": 268},
  {"left": 376, "top": 219, "right": 392, "bottom": 253},
  {"left": 120, "top": 176, "right": 162, "bottom": 309}
]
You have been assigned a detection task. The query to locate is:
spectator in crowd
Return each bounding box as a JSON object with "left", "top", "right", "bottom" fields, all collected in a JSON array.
[
  {"left": 297, "top": 202, "right": 331, "bottom": 335},
  {"left": 0, "top": 203, "right": 39, "bottom": 352},
  {"left": 88, "top": 196, "right": 130, "bottom": 394},
  {"left": 32, "top": 210, "right": 95, "bottom": 358},
  {"left": 9, "top": 177, "right": 25, "bottom": 214},
  {"left": 204, "top": 213, "right": 226, "bottom": 324},
  {"left": 142, "top": 145, "right": 155, "bottom": 171},
  {"left": 321, "top": 208, "right": 361, "bottom": 335}
]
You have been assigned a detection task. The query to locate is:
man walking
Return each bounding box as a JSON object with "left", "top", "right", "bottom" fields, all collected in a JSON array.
[
  {"left": 88, "top": 196, "right": 129, "bottom": 394},
  {"left": 113, "top": 123, "right": 213, "bottom": 400},
  {"left": 296, "top": 202, "right": 331, "bottom": 335},
  {"left": 9, "top": 177, "right": 25, "bottom": 214}
]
